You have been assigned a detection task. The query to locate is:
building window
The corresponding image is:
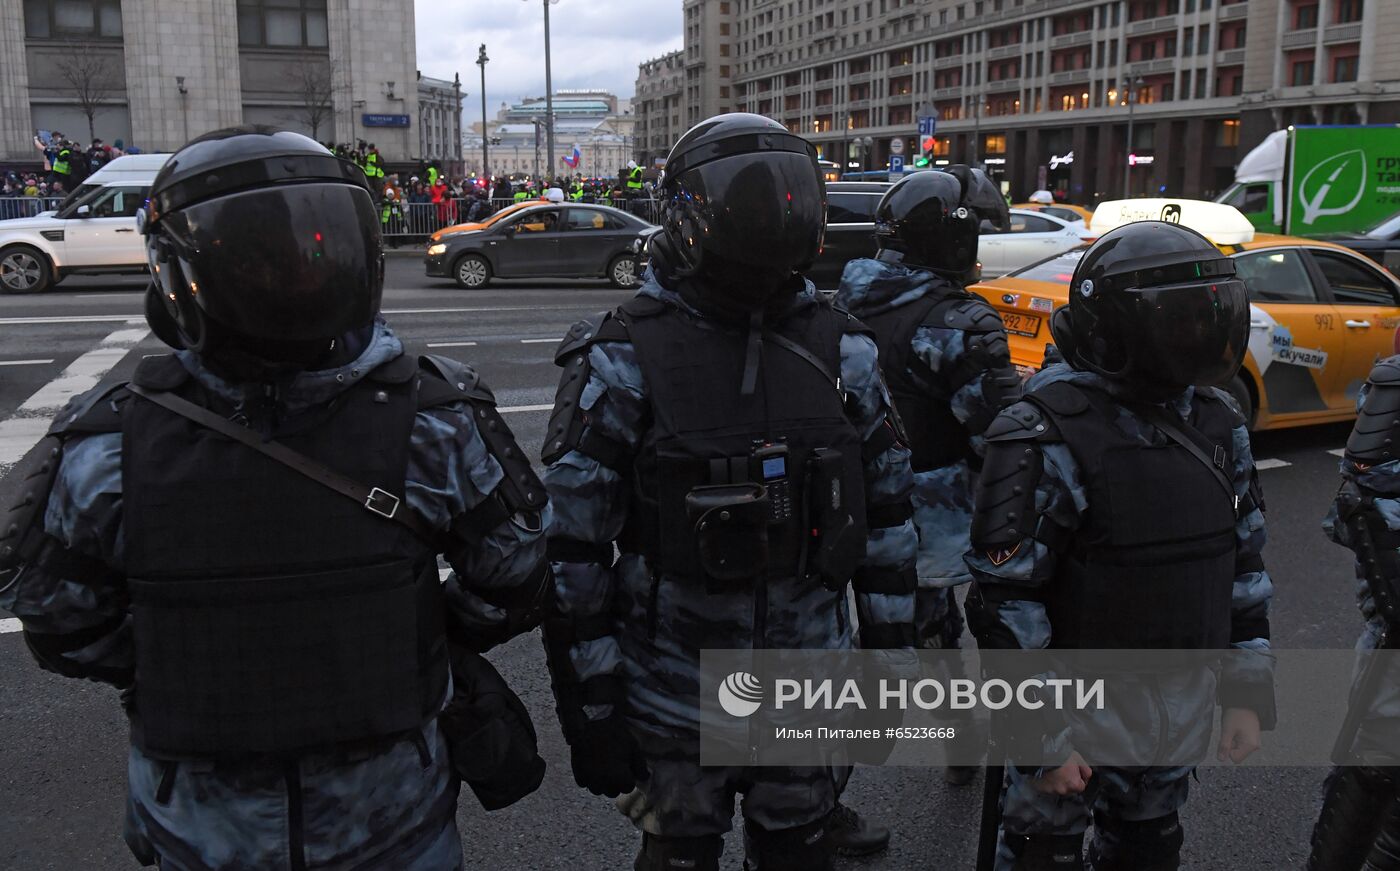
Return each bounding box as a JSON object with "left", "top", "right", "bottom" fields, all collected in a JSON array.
[
  {"left": 1336, "top": 0, "right": 1363, "bottom": 23},
  {"left": 1220, "top": 119, "right": 1241, "bottom": 147},
  {"left": 1333, "top": 54, "right": 1359, "bottom": 82},
  {"left": 237, "top": 0, "right": 328, "bottom": 48},
  {"left": 24, "top": 0, "right": 123, "bottom": 39},
  {"left": 1291, "top": 59, "right": 1315, "bottom": 85},
  {"left": 984, "top": 133, "right": 1006, "bottom": 154},
  {"left": 1294, "top": 3, "right": 1319, "bottom": 28}
]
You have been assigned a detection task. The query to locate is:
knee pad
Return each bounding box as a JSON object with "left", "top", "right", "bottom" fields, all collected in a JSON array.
[
  {"left": 744, "top": 816, "right": 833, "bottom": 871},
  {"left": 1088, "top": 813, "right": 1182, "bottom": 871},
  {"left": 634, "top": 833, "right": 723, "bottom": 871},
  {"left": 1005, "top": 833, "right": 1085, "bottom": 870}
]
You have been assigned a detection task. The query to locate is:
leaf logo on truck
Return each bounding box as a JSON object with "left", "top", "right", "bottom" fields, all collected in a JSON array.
[{"left": 1299, "top": 149, "right": 1367, "bottom": 226}]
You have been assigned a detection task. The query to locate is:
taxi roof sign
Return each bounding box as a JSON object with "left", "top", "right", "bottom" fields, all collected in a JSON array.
[{"left": 1089, "top": 198, "right": 1256, "bottom": 245}]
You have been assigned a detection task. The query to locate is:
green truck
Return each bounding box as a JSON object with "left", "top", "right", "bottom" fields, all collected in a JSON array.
[{"left": 1216, "top": 125, "right": 1400, "bottom": 236}]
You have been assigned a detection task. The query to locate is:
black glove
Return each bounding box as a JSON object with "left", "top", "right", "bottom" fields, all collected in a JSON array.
[{"left": 569, "top": 715, "right": 648, "bottom": 797}]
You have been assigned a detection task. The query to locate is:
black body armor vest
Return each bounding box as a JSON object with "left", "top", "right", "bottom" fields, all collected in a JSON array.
[
  {"left": 120, "top": 354, "right": 447, "bottom": 760},
  {"left": 858, "top": 291, "right": 973, "bottom": 473},
  {"left": 1027, "top": 382, "right": 1239, "bottom": 650},
  {"left": 619, "top": 297, "right": 868, "bottom": 588}
]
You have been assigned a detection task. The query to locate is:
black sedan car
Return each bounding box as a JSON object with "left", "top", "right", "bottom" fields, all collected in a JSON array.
[
  {"left": 425, "top": 203, "right": 657, "bottom": 289},
  {"left": 806, "top": 181, "right": 890, "bottom": 290},
  {"left": 1319, "top": 211, "right": 1400, "bottom": 277}
]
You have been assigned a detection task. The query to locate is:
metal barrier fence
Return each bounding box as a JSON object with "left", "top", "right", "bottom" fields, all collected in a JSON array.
[
  {"left": 378, "top": 196, "right": 663, "bottom": 242},
  {"left": 0, "top": 197, "right": 65, "bottom": 219}
]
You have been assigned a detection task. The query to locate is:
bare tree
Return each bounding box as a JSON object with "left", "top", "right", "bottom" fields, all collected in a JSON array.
[
  {"left": 53, "top": 42, "right": 116, "bottom": 142},
  {"left": 288, "top": 57, "right": 339, "bottom": 142}
]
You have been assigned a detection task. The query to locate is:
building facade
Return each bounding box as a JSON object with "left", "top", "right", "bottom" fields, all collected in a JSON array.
[
  {"left": 2, "top": 0, "right": 419, "bottom": 163},
  {"left": 417, "top": 72, "right": 463, "bottom": 176},
  {"left": 478, "top": 91, "right": 636, "bottom": 180},
  {"left": 675, "top": 0, "right": 1398, "bottom": 202},
  {"left": 635, "top": 49, "right": 685, "bottom": 165}
]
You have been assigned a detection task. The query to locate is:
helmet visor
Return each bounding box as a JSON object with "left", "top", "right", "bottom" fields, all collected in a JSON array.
[
  {"left": 158, "top": 183, "right": 382, "bottom": 342},
  {"left": 1122, "top": 278, "right": 1249, "bottom": 388},
  {"left": 682, "top": 151, "right": 825, "bottom": 273}
]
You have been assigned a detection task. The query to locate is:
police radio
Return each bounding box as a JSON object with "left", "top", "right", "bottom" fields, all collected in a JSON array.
[{"left": 751, "top": 442, "right": 792, "bottom": 524}]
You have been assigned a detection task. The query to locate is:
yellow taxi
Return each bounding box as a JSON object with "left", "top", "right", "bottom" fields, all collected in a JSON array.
[
  {"left": 971, "top": 199, "right": 1400, "bottom": 430},
  {"left": 428, "top": 201, "right": 538, "bottom": 244},
  {"left": 1011, "top": 202, "right": 1095, "bottom": 224}
]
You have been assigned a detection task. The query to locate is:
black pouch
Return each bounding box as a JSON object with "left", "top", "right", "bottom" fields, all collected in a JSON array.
[
  {"left": 438, "top": 644, "right": 546, "bottom": 811},
  {"left": 685, "top": 482, "right": 770, "bottom": 586},
  {"left": 807, "top": 448, "right": 866, "bottom": 591}
]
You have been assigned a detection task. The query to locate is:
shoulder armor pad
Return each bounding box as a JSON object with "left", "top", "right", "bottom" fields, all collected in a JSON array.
[
  {"left": 131, "top": 354, "right": 189, "bottom": 391},
  {"left": 1348, "top": 362, "right": 1400, "bottom": 464},
  {"left": 48, "top": 380, "right": 130, "bottom": 437},
  {"left": 0, "top": 435, "right": 64, "bottom": 583},
  {"left": 416, "top": 354, "right": 490, "bottom": 409},
  {"left": 842, "top": 312, "right": 876, "bottom": 340},
  {"left": 1368, "top": 357, "right": 1400, "bottom": 387},
  {"left": 419, "top": 358, "right": 545, "bottom": 514},
  {"left": 367, "top": 352, "right": 419, "bottom": 385},
  {"left": 553, "top": 309, "right": 632, "bottom": 366},
  {"left": 1195, "top": 385, "right": 1245, "bottom": 421},
  {"left": 985, "top": 400, "right": 1059, "bottom": 443},
  {"left": 1027, "top": 381, "right": 1089, "bottom": 417},
  {"left": 618, "top": 295, "right": 667, "bottom": 319},
  {"left": 938, "top": 295, "right": 1004, "bottom": 334},
  {"left": 971, "top": 423, "right": 1046, "bottom": 550}
]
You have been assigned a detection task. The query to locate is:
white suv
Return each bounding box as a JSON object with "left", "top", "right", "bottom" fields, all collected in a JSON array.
[{"left": 0, "top": 154, "right": 169, "bottom": 294}]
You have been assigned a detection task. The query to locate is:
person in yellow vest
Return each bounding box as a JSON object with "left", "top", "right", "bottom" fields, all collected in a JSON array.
[{"left": 625, "top": 160, "right": 644, "bottom": 196}]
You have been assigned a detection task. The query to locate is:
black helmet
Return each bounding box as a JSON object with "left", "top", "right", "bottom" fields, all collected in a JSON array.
[
  {"left": 139, "top": 126, "right": 382, "bottom": 356},
  {"left": 941, "top": 164, "right": 1011, "bottom": 233},
  {"left": 653, "top": 113, "right": 824, "bottom": 300},
  {"left": 1050, "top": 221, "right": 1248, "bottom": 392},
  {"left": 874, "top": 170, "right": 978, "bottom": 278}
]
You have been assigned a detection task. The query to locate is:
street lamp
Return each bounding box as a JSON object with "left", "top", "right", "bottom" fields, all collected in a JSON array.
[
  {"left": 476, "top": 45, "right": 489, "bottom": 181},
  {"left": 525, "top": 0, "right": 560, "bottom": 181},
  {"left": 1122, "top": 75, "right": 1145, "bottom": 198}
]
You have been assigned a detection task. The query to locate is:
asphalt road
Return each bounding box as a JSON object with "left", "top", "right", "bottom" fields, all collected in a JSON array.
[{"left": 0, "top": 257, "right": 1364, "bottom": 870}]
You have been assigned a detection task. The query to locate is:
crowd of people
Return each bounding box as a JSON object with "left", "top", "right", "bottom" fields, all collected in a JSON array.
[{"left": 0, "top": 131, "right": 142, "bottom": 219}]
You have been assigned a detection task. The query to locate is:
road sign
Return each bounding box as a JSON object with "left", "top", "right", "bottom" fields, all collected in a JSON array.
[
  {"left": 918, "top": 116, "right": 937, "bottom": 138},
  {"left": 889, "top": 155, "right": 905, "bottom": 178},
  {"left": 890, "top": 138, "right": 905, "bottom": 155}
]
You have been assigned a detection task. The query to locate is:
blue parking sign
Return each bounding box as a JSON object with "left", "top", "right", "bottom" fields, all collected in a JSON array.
[{"left": 889, "top": 155, "right": 905, "bottom": 177}]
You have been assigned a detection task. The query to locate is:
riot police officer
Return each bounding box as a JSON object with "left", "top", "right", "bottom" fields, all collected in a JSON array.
[
  {"left": 1311, "top": 355, "right": 1400, "bottom": 870},
  {"left": 0, "top": 127, "right": 550, "bottom": 870},
  {"left": 834, "top": 167, "right": 1021, "bottom": 788},
  {"left": 965, "top": 220, "right": 1275, "bottom": 870},
  {"left": 540, "top": 113, "right": 918, "bottom": 871}
]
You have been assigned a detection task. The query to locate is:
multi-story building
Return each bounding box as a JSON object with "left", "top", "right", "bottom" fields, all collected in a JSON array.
[
  {"left": 1, "top": 0, "right": 419, "bottom": 163},
  {"left": 482, "top": 91, "right": 636, "bottom": 179},
  {"left": 635, "top": 49, "right": 685, "bottom": 165},
  {"left": 677, "top": 0, "right": 1398, "bottom": 201},
  {"left": 417, "top": 72, "right": 463, "bottom": 176}
]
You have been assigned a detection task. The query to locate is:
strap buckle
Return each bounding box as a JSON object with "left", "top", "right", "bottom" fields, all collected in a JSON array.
[{"left": 365, "top": 487, "right": 400, "bottom": 519}]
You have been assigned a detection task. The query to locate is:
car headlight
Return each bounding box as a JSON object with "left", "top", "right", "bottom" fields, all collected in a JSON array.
[{"left": 427, "top": 243, "right": 447, "bottom": 257}]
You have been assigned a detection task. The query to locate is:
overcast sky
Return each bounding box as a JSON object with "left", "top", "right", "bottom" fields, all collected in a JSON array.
[{"left": 413, "top": 0, "right": 682, "bottom": 122}]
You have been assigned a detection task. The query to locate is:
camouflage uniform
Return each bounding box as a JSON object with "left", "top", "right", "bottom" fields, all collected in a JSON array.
[
  {"left": 834, "top": 257, "right": 1018, "bottom": 650},
  {"left": 0, "top": 321, "right": 549, "bottom": 871},
  {"left": 965, "top": 362, "right": 1275, "bottom": 870},
  {"left": 542, "top": 271, "right": 917, "bottom": 845}
]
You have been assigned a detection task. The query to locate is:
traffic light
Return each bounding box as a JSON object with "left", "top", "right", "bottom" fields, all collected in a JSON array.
[{"left": 914, "top": 136, "right": 936, "bottom": 168}]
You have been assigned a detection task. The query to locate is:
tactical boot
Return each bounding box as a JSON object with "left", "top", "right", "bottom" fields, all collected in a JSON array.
[{"left": 825, "top": 802, "right": 891, "bottom": 857}]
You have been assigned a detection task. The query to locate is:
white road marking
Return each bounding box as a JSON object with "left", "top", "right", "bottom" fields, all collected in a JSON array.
[
  {"left": 0, "top": 618, "right": 21, "bottom": 635},
  {"left": 520, "top": 338, "right": 560, "bottom": 344},
  {"left": 0, "top": 305, "right": 603, "bottom": 327},
  {"left": 0, "top": 359, "right": 54, "bottom": 366},
  {"left": 0, "top": 314, "right": 144, "bottom": 326},
  {"left": 1328, "top": 448, "right": 1346, "bottom": 458},
  {"left": 1255, "top": 458, "right": 1292, "bottom": 470},
  {"left": 0, "top": 320, "right": 150, "bottom": 465},
  {"left": 426, "top": 341, "right": 478, "bottom": 348},
  {"left": 499, "top": 404, "right": 553, "bottom": 414}
]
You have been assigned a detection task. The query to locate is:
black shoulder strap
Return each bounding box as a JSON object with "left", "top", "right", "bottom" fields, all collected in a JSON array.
[
  {"left": 1129, "top": 400, "right": 1239, "bottom": 513},
  {"left": 125, "top": 383, "right": 441, "bottom": 543}
]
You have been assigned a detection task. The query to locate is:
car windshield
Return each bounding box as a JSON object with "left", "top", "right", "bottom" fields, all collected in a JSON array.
[
  {"left": 1006, "top": 248, "right": 1088, "bottom": 283},
  {"left": 1364, "top": 211, "right": 1400, "bottom": 239},
  {"left": 62, "top": 184, "right": 122, "bottom": 216}
]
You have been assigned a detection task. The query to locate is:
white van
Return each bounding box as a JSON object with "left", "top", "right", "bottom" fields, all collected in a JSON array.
[{"left": 0, "top": 153, "right": 170, "bottom": 294}]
